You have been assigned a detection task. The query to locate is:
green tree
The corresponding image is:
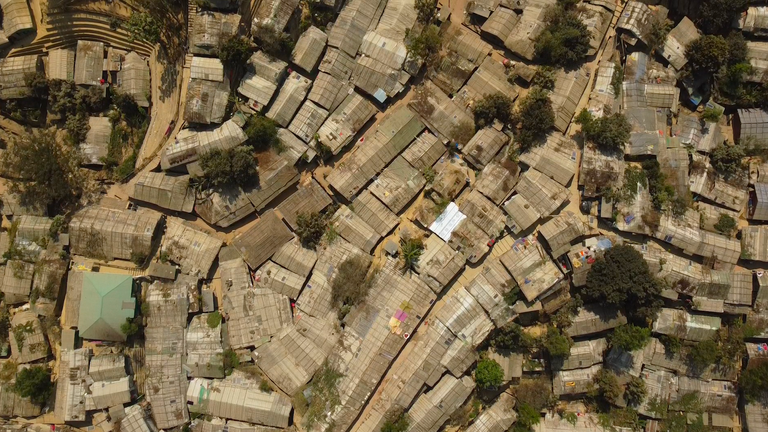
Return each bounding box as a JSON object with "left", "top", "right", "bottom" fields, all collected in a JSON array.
[
  {"left": 516, "top": 403, "right": 542, "bottom": 430},
  {"left": 295, "top": 211, "right": 331, "bottom": 249},
  {"left": 488, "top": 323, "right": 537, "bottom": 352},
  {"left": 400, "top": 236, "right": 424, "bottom": 271},
  {"left": 1, "top": 129, "right": 84, "bottom": 212},
  {"left": 686, "top": 35, "right": 729, "bottom": 74},
  {"left": 515, "top": 87, "right": 555, "bottom": 150},
  {"left": 624, "top": 376, "right": 646, "bottom": 407},
  {"left": 739, "top": 362, "right": 768, "bottom": 403},
  {"left": 219, "top": 35, "right": 253, "bottom": 69},
  {"left": 253, "top": 23, "right": 294, "bottom": 59},
  {"left": 532, "top": 66, "right": 557, "bottom": 90},
  {"left": 516, "top": 378, "right": 554, "bottom": 411},
  {"left": 120, "top": 318, "right": 141, "bottom": 337},
  {"left": 125, "top": 12, "right": 161, "bottom": 43},
  {"left": 659, "top": 334, "right": 682, "bottom": 354},
  {"left": 244, "top": 115, "right": 282, "bottom": 151},
  {"left": 414, "top": 0, "right": 437, "bottom": 24},
  {"left": 12, "top": 366, "right": 53, "bottom": 406},
  {"left": 331, "top": 257, "right": 373, "bottom": 308},
  {"left": 575, "top": 109, "right": 631, "bottom": 153},
  {"left": 642, "top": 159, "right": 676, "bottom": 211},
  {"left": 687, "top": 339, "right": 719, "bottom": 370},
  {"left": 24, "top": 72, "right": 48, "bottom": 99},
  {"left": 710, "top": 143, "right": 745, "bottom": 178},
  {"left": 609, "top": 324, "right": 651, "bottom": 352},
  {"left": 543, "top": 326, "right": 572, "bottom": 359},
  {"left": 698, "top": 0, "right": 748, "bottom": 34},
  {"left": 474, "top": 357, "right": 504, "bottom": 389},
  {"left": 534, "top": 6, "right": 591, "bottom": 68},
  {"left": 713, "top": 214, "right": 737, "bottom": 236},
  {"left": 406, "top": 25, "right": 442, "bottom": 65},
  {"left": 199, "top": 146, "right": 259, "bottom": 189},
  {"left": 583, "top": 245, "right": 662, "bottom": 323},
  {"left": 701, "top": 107, "right": 723, "bottom": 123},
  {"left": 304, "top": 361, "right": 344, "bottom": 429},
  {"left": 593, "top": 369, "right": 621, "bottom": 405},
  {"left": 473, "top": 93, "right": 514, "bottom": 128},
  {"left": 65, "top": 112, "right": 90, "bottom": 145},
  {"left": 381, "top": 410, "right": 410, "bottom": 432},
  {"left": 644, "top": 17, "right": 671, "bottom": 54}
]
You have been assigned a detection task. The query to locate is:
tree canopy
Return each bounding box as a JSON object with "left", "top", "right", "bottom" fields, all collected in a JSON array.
[
  {"left": 253, "top": 23, "right": 293, "bottom": 60},
  {"left": 219, "top": 35, "right": 253, "bottom": 69},
  {"left": 414, "top": 0, "right": 437, "bottom": 24},
  {"left": 583, "top": 245, "right": 662, "bottom": 323},
  {"left": 534, "top": 6, "right": 591, "bottom": 68},
  {"left": 406, "top": 25, "right": 442, "bottom": 65},
  {"left": 575, "top": 109, "right": 631, "bottom": 153},
  {"left": 1, "top": 129, "right": 84, "bottom": 213},
  {"left": 687, "top": 339, "right": 719, "bottom": 371},
  {"left": 740, "top": 362, "right": 768, "bottom": 403},
  {"left": 473, "top": 93, "right": 514, "bottom": 128},
  {"left": 515, "top": 87, "right": 555, "bottom": 150},
  {"left": 474, "top": 357, "right": 504, "bottom": 389},
  {"left": 609, "top": 324, "right": 651, "bottom": 352},
  {"left": 543, "top": 326, "right": 572, "bottom": 359},
  {"left": 698, "top": 0, "right": 748, "bottom": 34},
  {"left": 710, "top": 142, "right": 745, "bottom": 178},
  {"left": 244, "top": 115, "right": 282, "bottom": 152},
  {"left": 331, "top": 257, "right": 373, "bottom": 309},
  {"left": 12, "top": 366, "right": 53, "bottom": 406},
  {"left": 199, "top": 146, "right": 259, "bottom": 189},
  {"left": 295, "top": 211, "right": 331, "bottom": 249},
  {"left": 125, "top": 12, "right": 162, "bottom": 43}
]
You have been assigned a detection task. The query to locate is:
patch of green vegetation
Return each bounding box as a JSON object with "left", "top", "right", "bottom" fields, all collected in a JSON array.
[{"left": 207, "top": 311, "right": 222, "bottom": 328}]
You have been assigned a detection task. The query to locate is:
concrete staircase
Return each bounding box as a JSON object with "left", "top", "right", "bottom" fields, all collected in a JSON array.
[{"left": 9, "top": 12, "right": 155, "bottom": 58}]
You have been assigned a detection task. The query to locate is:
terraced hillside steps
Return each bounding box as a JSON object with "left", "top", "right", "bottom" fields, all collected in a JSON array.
[
  {"left": 9, "top": 12, "right": 154, "bottom": 58},
  {"left": 184, "top": 3, "right": 199, "bottom": 68}
]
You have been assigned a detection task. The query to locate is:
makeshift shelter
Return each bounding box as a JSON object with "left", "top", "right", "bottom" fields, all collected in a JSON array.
[
  {"left": 288, "top": 100, "right": 329, "bottom": 143},
  {"left": 351, "top": 190, "right": 399, "bottom": 237},
  {"left": 331, "top": 205, "right": 380, "bottom": 253},
  {"left": 0, "top": 0, "right": 34, "bottom": 39},
  {"left": 742, "top": 225, "right": 768, "bottom": 262},
  {"left": 185, "top": 78, "right": 230, "bottom": 124},
  {"left": 54, "top": 348, "right": 90, "bottom": 422},
  {"left": 416, "top": 234, "right": 465, "bottom": 293},
  {"left": 463, "top": 128, "right": 509, "bottom": 169},
  {"left": 195, "top": 186, "right": 256, "bottom": 228},
  {"left": 189, "top": 11, "right": 240, "bottom": 56},
  {"left": 616, "top": 1, "right": 653, "bottom": 45},
  {"left": 266, "top": 72, "right": 312, "bottom": 127},
  {"left": 751, "top": 183, "right": 768, "bottom": 221},
  {"left": 653, "top": 308, "right": 721, "bottom": 341},
  {"left": 74, "top": 40, "right": 105, "bottom": 85},
  {"left": 551, "top": 67, "right": 590, "bottom": 133},
  {"left": 89, "top": 354, "right": 127, "bottom": 382},
  {"left": 319, "top": 48, "right": 356, "bottom": 81},
  {"left": 292, "top": 26, "right": 327, "bottom": 72},
  {"left": 465, "top": 258, "right": 516, "bottom": 325},
  {"left": 736, "top": 108, "right": 768, "bottom": 144},
  {"left": 186, "top": 313, "right": 224, "bottom": 378},
  {"left": 554, "top": 365, "right": 602, "bottom": 396},
  {"left": 2, "top": 261, "right": 33, "bottom": 304},
  {"left": 326, "top": 0, "right": 381, "bottom": 57},
  {"left": 253, "top": 315, "right": 339, "bottom": 394},
  {"left": 245, "top": 152, "right": 300, "bottom": 211},
  {"left": 499, "top": 236, "right": 563, "bottom": 301},
  {"left": 117, "top": 52, "right": 151, "bottom": 107},
  {"left": 316, "top": 91, "right": 377, "bottom": 154},
  {"left": 475, "top": 161, "right": 519, "bottom": 205},
  {"left": 232, "top": 210, "right": 294, "bottom": 269},
  {"left": 566, "top": 304, "right": 627, "bottom": 337},
  {"left": 222, "top": 282, "right": 293, "bottom": 349},
  {"left": 131, "top": 172, "right": 195, "bottom": 213},
  {"left": 407, "top": 375, "right": 475, "bottom": 432},
  {"left": 0, "top": 55, "right": 40, "bottom": 99},
  {"left": 161, "top": 120, "right": 247, "bottom": 169},
  {"left": 252, "top": 0, "right": 300, "bottom": 31},
  {"left": 368, "top": 156, "right": 426, "bottom": 213},
  {"left": 435, "top": 286, "right": 494, "bottom": 346},
  {"left": 308, "top": 72, "right": 347, "bottom": 111},
  {"left": 163, "top": 218, "right": 223, "bottom": 277},
  {"left": 660, "top": 17, "right": 698, "bottom": 71},
  {"left": 69, "top": 206, "right": 161, "bottom": 261},
  {"left": 408, "top": 81, "right": 473, "bottom": 140},
  {"left": 47, "top": 48, "right": 75, "bottom": 81},
  {"left": 276, "top": 179, "right": 332, "bottom": 229},
  {"left": 402, "top": 131, "right": 444, "bottom": 171},
  {"left": 81, "top": 117, "right": 112, "bottom": 165},
  {"left": 518, "top": 133, "right": 578, "bottom": 186},
  {"left": 10, "top": 311, "right": 48, "bottom": 363},
  {"left": 271, "top": 240, "right": 318, "bottom": 277}
]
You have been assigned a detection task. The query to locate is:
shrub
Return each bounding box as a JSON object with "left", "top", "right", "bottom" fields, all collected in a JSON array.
[
  {"left": 207, "top": 311, "right": 222, "bottom": 328},
  {"left": 516, "top": 403, "right": 542, "bottom": 429},
  {"left": 488, "top": 323, "right": 537, "bottom": 352},
  {"left": 400, "top": 236, "right": 424, "bottom": 271},
  {"left": 472, "top": 93, "right": 514, "bottom": 128},
  {"left": 714, "top": 214, "right": 737, "bottom": 236},
  {"left": 515, "top": 378, "right": 553, "bottom": 411},
  {"left": 125, "top": 12, "right": 161, "bottom": 43},
  {"left": 624, "top": 376, "right": 647, "bottom": 407},
  {"left": 295, "top": 212, "right": 330, "bottom": 249},
  {"left": 222, "top": 348, "right": 239, "bottom": 376},
  {"left": 534, "top": 6, "right": 591, "bottom": 68},
  {"left": 474, "top": 357, "right": 504, "bottom": 389},
  {"left": 331, "top": 257, "right": 372, "bottom": 308},
  {"left": 304, "top": 361, "right": 344, "bottom": 429},
  {"left": 659, "top": 335, "right": 682, "bottom": 354},
  {"left": 515, "top": 87, "right": 555, "bottom": 150},
  {"left": 12, "top": 366, "right": 53, "bottom": 406},
  {"left": 120, "top": 318, "right": 140, "bottom": 337},
  {"left": 199, "top": 146, "right": 259, "bottom": 189},
  {"left": 610, "top": 324, "right": 651, "bottom": 352},
  {"left": 543, "top": 326, "right": 572, "bottom": 359},
  {"left": 259, "top": 380, "right": 272, "bottom": 393},
  {"left": 644, "top": 17, "right": 671, "bottom": 54},
  {"left": 381, "top": 410, "right": 410, "bottom": 432},
  {"left": 702, "top": 107, "right": 723, "bottom": 123}
]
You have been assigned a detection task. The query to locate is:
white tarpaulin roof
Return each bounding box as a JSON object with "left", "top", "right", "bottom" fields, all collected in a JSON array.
[{"left": 429, "top": 202, "right": 466, "bottom": 241}]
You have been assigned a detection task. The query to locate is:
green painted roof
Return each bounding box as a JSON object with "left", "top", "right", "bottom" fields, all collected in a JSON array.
[{"left": 78, "top": 273, "right": 136, "bottom": 341}]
